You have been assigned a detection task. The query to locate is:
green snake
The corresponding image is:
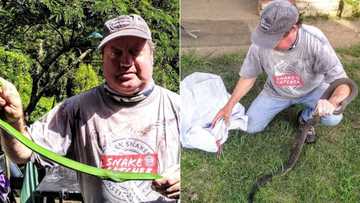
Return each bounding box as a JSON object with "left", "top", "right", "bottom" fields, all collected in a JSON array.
[
  {"left": 248, "top": 78, "right": 358, "bottom": 202},
  {"left": 0, "top": 119, "right": 162, "bottom": 182}
]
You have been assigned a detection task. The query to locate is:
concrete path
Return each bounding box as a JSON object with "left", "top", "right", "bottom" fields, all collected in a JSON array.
[
  {"left": 181, "top": 0, "right": 259, "bottom": 55},
  {"left": 181, "top": 0, "right": 360, "bottom": 55}
]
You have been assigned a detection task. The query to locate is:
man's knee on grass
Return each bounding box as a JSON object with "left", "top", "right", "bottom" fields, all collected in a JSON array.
[{"left": 320, "top": 114, "right": 343, "bottom": 127}]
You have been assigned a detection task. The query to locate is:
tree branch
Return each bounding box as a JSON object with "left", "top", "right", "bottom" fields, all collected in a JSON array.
[
  {"left": 38, "top": 48, "right": 94, "bottom": 95},
  {"left": 70, "top": 21, "right": 76, "bottom": 44},
  {"left": 49, "top": 23, "right": 66, "bottom": 48},
  {"left": 34, "top": 46, "right": 70, "bottom": 84}
]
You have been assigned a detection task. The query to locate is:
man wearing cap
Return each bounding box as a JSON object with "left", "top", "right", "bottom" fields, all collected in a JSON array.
[
  {"left": 0, "top": 14, "right": 180, "bottom": 202},
  {"left": 212, "top": 0, "right": 351, "bottom": 142}
]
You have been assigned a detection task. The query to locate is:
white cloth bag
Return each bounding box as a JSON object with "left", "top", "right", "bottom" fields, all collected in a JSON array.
[{"left": 180, "top": 72, "right": 248, "bottom": 152}]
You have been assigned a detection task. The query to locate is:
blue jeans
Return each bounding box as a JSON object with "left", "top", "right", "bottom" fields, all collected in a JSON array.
[{"left": 246, "top": 85, "right": 343, "bottom": 134}]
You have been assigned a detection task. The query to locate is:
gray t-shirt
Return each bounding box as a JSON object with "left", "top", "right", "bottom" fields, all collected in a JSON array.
[
  {"left": 240, "top": 24, "right": 347, "bottom": 98},
  {"left": 29, "top": 84, "right": 180, "bottom": 203}
]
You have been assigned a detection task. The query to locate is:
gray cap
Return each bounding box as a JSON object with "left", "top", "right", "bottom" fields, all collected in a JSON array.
[
  {"left": 98, "top": 14, "right": 152, "bottom": 49},
  {"left": 251, "top": 0, "right": 299, "bottom": 49}
]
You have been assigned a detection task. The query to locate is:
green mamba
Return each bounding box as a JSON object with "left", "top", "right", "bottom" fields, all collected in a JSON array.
[{"left": 0, "top": 118, "right": 162, "bottom": 182}]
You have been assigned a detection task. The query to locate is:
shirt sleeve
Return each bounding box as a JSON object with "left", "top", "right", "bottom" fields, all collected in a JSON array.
[
  {"left": 314, "top": 42, "right": 348, "bottom": 83},
  {"left": 239, "top": 44, "right": 263, "bottom": 78},
  {"left": 29, "top": 101, "right": 74, "bottom": 167}
]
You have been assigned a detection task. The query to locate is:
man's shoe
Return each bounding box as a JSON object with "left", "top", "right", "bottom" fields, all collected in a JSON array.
[{"left": 297, "top": 111, "right": 317, "bottom": 144}]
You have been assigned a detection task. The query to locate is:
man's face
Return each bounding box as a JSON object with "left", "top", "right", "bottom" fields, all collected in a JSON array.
[
  {"left": 274, "top": 25, "right": 299, "bottom": 51},
  {"left": 102, "top": 36, "right": 153, "bottom": 96}
]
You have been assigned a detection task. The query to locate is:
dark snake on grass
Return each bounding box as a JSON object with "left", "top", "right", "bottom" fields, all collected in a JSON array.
[{"left": 248, "top": 78, "right": 358, "bottom": 203}]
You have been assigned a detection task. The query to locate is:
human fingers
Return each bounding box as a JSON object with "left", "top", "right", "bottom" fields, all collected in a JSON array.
[
  {"left": 323, "top": 100, "right": 335, "bottom": 115},
  {"left": 211, "top": 110, "right": 223, "bottom": 128},
  {"left": 0, "top": 78, "right": 20, "bottom": 106},
  {"left": 167, "top": 177, "right": 180, "bottom": 185},
  {"left": 223, "top": 112, "right": 230, "bottom": 127},
  {"left": 167, "top": 191, "right": 179, "bottom": 199},
  {"left": 166, "top": 182, "right": 180, "bottom": 199},
  {"left": 316, "top": 100, "right": 335, "bottom": 117},
  {"left": 0, "top": 78, "right": 23, "bottom": 121},
  {"left": 153, "top": 164, "right": 179, "bottom": 187},
  {"left": 152, "top": 178, "right": 167, "bottom": 187},
  {"left": 166, "top": 181, "right": 180, "bottom": 193},
  {"left": 0, "top": 97, "right": 6, "bottom": 107}
]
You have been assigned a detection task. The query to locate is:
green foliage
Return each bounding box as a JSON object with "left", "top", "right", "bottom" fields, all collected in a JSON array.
[
  {"left": 72, "top": 63, "right": 101, "bottom": 94},
  {"left": 0, "top": 47, "right": 32, "bottom": 106},
  {"left": 153, "top": 64, "right": 178, "bottom": 93},
  {"left": 344, "top": 0, "right": 360, "bottom": 17},
  {"left": 29, "top": 96, "right": 55, "bottom": 123}
]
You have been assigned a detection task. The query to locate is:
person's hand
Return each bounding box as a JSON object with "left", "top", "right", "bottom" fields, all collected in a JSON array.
[
  {"left": 152, "top": 164, "right": 180, "bottom": 199},
  {"left": 315, "top": 99, "right": 336, "bottom": 117},
  {"left": 0, "top": 77, "right": 24, "bottom": 125},
  {"left": 211, "top": 104, "right": 232, "bottom": 128},
  {"left": 0, "top": 78, "right": 31, "bottom": 164}
]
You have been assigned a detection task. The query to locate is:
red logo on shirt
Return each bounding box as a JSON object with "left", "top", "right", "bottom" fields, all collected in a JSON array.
[
  {"left": 272, "top": 73, "right": 304, "bottom": 87},
  {"left": 100, "top": 154, "right": 158, "bottom": 174}
]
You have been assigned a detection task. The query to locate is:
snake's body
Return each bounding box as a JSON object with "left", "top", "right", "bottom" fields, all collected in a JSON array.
[
  {"left": 247, "top": 78, "right": 358, "bottom": 203},
  {"left": 247, "top": 123, "right": 311, "bottom": 202},
  {"left": 0, "top": 119, "right": 161, "bottom": 182}
]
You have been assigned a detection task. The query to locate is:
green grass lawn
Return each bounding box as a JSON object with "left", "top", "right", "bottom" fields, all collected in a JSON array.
[{"left": 181, "top": 44, "right": 360, "bottom": 202}]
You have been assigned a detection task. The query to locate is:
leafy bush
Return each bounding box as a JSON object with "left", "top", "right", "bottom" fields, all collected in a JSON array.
[
  {"left": 72, "top": 63, "right": 101, "bottom": 94},
  {"left": 29, "top": 96, "right": 55, "bottom": 123},
  {"left": 0, "top": 48, "right": 32, "bottom": 106}
]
